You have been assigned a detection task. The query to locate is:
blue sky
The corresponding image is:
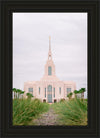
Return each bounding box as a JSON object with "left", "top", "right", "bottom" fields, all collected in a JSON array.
[{"left": 13, "top": 13, "right": 87, "bottom": 98}]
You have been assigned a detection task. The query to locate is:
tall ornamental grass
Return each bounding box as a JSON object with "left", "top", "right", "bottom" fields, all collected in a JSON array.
[
  {"left": 13, "top": 99, "right": 49, "bottom": 125},
  {"left": 52, "top": 98, "right": 87, "bottom": 126}
]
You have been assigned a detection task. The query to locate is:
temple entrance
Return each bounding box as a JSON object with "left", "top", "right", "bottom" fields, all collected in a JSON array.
[
  {"left": 47, "top": 85, "right": 52, "bottom": 103},
  {"left": 54, "top": 99, "right": 57, "bottom": 103},
  {"left": 43, "top": 99, "right": 46, "bottom": 103}
]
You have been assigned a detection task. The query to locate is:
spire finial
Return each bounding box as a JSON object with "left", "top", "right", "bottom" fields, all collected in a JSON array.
[{"left": 48, "top": 36, "right": 52, "bottom": 60}]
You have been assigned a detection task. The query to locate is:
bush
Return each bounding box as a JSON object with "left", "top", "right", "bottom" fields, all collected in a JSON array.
[
  {"left": 52, "top": 97, "right": 87, "bottom": 126},
  {"left": 13, "top": 98, "right": 49, "bottom": 125},
  {"left": 60, "top": 98, "right": 65, "bottom": 102},
  {"left": 67, "top": 92, "right": 73, "bottom": 99}
]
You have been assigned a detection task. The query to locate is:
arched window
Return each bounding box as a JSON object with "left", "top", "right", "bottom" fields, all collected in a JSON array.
[
  {"left": 45, "top": 88, "right": 46, "bottom": 97},
  {"left": 48, "top": 66, "right": 52, "bottom": 75},
  {"left": 48, "top": 85, "right": 52, "bottom": 92},
  {"left": 59, "top": 87, "right": 61, "bottom": 94},
  {"left": 39, "top": 87, "right": 40, "bottom": 94},
  {"left": 54, "top": 88, "right": 55, "bottom": 97}
]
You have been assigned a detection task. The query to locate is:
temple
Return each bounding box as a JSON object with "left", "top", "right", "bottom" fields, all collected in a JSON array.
[{"left": 24, "top": 37, "right": 76, "bottom": 103}]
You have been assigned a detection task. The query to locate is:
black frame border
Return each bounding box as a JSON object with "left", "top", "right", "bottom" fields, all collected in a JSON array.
[{"left": 0, "top": 0, "right": 99, "bottom": 137}]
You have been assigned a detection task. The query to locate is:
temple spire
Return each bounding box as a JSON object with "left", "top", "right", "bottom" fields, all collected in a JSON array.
[{"left": 48, "top": 36, "right": 52, "bottom": 60}]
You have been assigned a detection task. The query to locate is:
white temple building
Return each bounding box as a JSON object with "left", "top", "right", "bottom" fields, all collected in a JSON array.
[{"left": 24, "top": 37, "right": 76, "bottom": 103}]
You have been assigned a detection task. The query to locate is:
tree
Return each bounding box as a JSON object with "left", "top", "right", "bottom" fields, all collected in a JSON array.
[
  {"left": 17, "top": 89, "right": 22, "bottom": 99},
  {"left": 12, "top": 88, "right": 25, "bottom": 99},
  {"left": 79, "top": 88, "right": 86, "bottom": 101},
  {"left": 67, "top": 92, "right": 73, "bottom": 99},
  {"left": 74, "top": 90, "right": 79, "bottom": 98},
  {"left": 26, "top": 93, "right": 33, "bottom": 99},
  {"left": 12, "top": 88, "right": 17, "bottom": 99},
  {"left": 20, "top": 91, "right": 25, "bottom": 99}
]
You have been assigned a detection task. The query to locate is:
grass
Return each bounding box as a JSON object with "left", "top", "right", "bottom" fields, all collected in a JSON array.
[
  {"left": 51, "top": 98, "right": 87, "bottom": 126},
  {"left": 13, "top": 98, "right": 87, "bottom": 126},
  {"left": 13, "top": 98, "right": 49, "bottom": 125}
]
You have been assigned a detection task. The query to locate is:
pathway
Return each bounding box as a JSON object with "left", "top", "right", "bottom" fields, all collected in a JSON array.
[{"left": 29, "top": 107, "right": 60, "bottom": 125}]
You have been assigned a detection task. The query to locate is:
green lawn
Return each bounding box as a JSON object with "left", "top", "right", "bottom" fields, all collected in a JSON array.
[
  {"left": 51, "top": 98, "right": 87, "bottom": 126},
  {"left": 13, "top": 98, "right": 49, "bottom": 125}
]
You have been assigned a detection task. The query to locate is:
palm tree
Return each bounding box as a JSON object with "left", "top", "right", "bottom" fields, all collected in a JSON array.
[
  {"left": 74, "top": 90, "right": 79, "bottom": 98},
  {"left": 12, "top": 88, "right": 17, "bottom": 99},
  {"left": 67, "top": 92, "right": 73, "bottom": 100},
  {"left": 20, "top": 91, "right": 25, "bottom": 99},
  {"left": 17, "top": 89, "right": 22, "bottom": 99},
  {"left": 16, "top": 90, "right": 18, "bottom": 99},
  {"left": 26, "top": 93, "right": 33, "bottom": 99},
  {"left": 79, "top": 88, "right": 86, "bottom": 101}
]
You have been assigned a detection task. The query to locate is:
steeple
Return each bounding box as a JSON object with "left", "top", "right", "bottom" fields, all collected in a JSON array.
[
  {"left": 48, "top": 36, "right": 52, "bottom": 60},
  {"left": 40, "top": 36, "right": 60, "bottom": 81}
]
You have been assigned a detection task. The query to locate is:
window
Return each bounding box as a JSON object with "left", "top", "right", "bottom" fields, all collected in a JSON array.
[
  {"left": 48, "top": 85, "right": 52, "bottom": 92},
  {"left": 54, "top": 88, "right": 55, "bottom": 97},
  {"left": 28, "top": 88, "right": 33, "bottom": 92},
  {"left": 67, "top": 88, "right": 71, "bottom": 94},
  {"left": 28, "top": 88, "right": 33, "bottom": 95},
  {"left": 39, "top": 87, "right": 40, "bottom": 94},
  {"left": 45, "top": 88, "right": 46, "bottom": 97},
  {"left": 48, "top": 66, "right": 52, "bottom": 75},
  {"left": 59, "top": 87, "right": 61, "bottom": 94}
]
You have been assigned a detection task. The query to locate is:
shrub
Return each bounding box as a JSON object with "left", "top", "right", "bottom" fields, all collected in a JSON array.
[
  {"left": 13, "top": 99, "right": 49, "bottom": 125},
  {"left": 67, "top": 92, "right": 73, "bottom": 99},
  {"left": 26, "top": 93, "right": 33, "bottom": 99},
  {"left": 60, "top": 98, "right": 65, "bottom": 102},
  {"left": 52, "top": 97, "right": 87, "bottom": 126}
]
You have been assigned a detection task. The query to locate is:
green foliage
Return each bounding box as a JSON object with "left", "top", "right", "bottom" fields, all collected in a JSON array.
[
  {"left": 74, "top": 88, "right": 86, "bottom": 94},
  {"left": 20, "top": 91, "right": 25, "bottom": 94},
  {"left": 60, "top": 98, "right": 65, "bottom": 103},
  {"left": 26, "top": 93, "right": 33, "bottom": 99},
  {"left": 17, "top": 89, "right": 21, "bottom": 99},
  {"left": 12, "top": 88, "right": 17, "bottom": 99},
  {"left": 67, "top": 92, "right": 73, "bottom": 99},
  {"left": 74, "top": 90, "right": 79, "bottom": 94},
  {"left": 52, "top": 98, "right": 87, "bottom": 126},
  {"left": 74, "top": 88, "right": 86, "bottom": 99},
  {"left": 79, "top": 88, "right": 86, "bottom": 93},
  {"left": 12, "top": 88, "right": 25, "bottom": 99},
  {"left": 13, "top": 88, "right": 17, "bottom": 92},
  {"left": 13, "top": 99, "right": 49, "bottom": 125}
]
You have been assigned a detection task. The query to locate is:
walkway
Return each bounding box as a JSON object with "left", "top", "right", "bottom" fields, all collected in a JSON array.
[{"left": 30, "top": 107, "right": 60, "bottom": 125}]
